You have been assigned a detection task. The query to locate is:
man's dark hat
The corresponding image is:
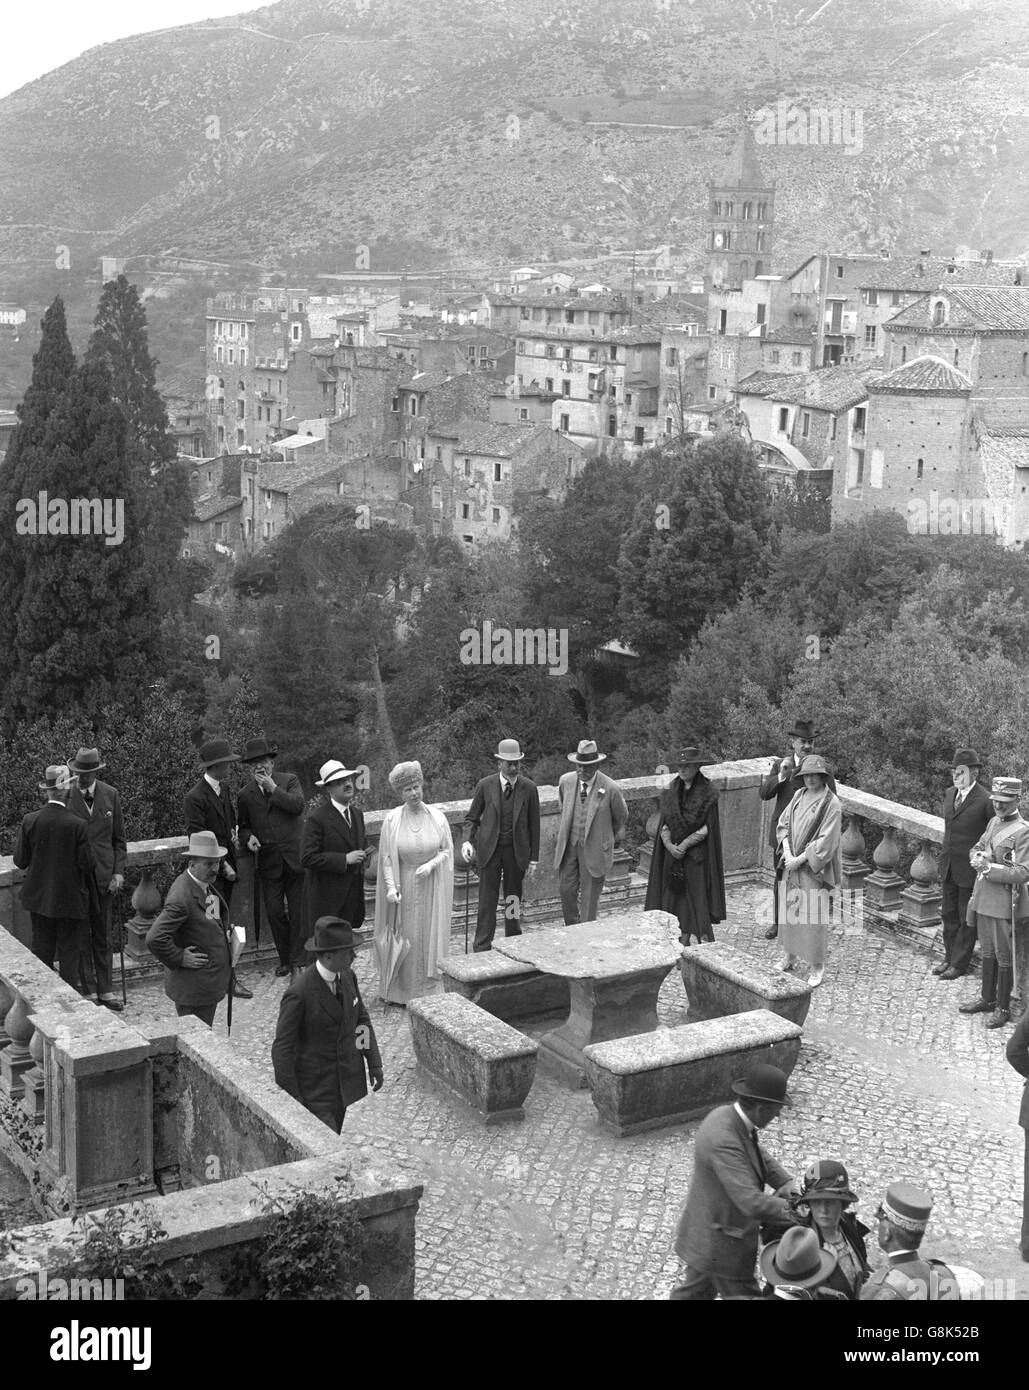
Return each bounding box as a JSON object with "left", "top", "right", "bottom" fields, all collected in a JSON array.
[
  {"left": 241, "top": 737, "right": 278, "bottom": 763},
  {"left": 199, "top": 738, "right": 241, "bottom": 767},
  {"left": 788, "top": 719, "right": 816, "bottom": 741},
  {"left": 760, "top": 1227, "right": 836, "bottom": 1289},
  {"left": 677, "top": 745, "right": 712, "bottom": 767},
  {"left": 68, "top": 747, "right": 105, "bottom": 773},
  {"left": 304, "top": 916, "right": 356, "bottom": 954},
  {"left": 951, "top": 748, "right": 980, "bottom": 769},
  {"left": 731, "top": 1061, "right": 791, "bottom": 1106}
]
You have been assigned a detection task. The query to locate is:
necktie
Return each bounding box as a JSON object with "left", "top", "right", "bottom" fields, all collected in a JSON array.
[
  {"left": 750, "top": 1129, "right": 767, "bottom": 1186},
  {"left": 580, "top": 782, "right": 588, "bottom": 805},
  {"left": 343, "top": 807, "right": 351, "bottom": 829},
  {"left": 504, "top": 781, "right": 512, "bottom": 800},
  {"left": 955, "top": 790, "right": 965, "bottom": 808},
  {"left": 84, "top": 790, "right": 94, "bottom": 811},
  {"left": 333, "top": 974, "right": 344, "bottom": 1001}
]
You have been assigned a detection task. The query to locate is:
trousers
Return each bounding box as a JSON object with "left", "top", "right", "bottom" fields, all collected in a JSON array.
[
  {"left": 259, "top": 865, "right": 306, "bottom": 966},
  {"left": 941, "top": 873, "right": 977, "bottom": 972},
  {"left": 669, "top": 1267, "right": 761, "bottom": 1300},
  {"left": 175, "top": 1002, "right": 217, "bottom": 1027},
  {"left": 30, "top": 913, "right": 83, "bottom": 990},
  {"left": 79, "top": 890, "right": 114, "bottom": 998},
  {"left": 559, "top": 843, "right": 604, "bottom": 924},
  {"left": 473, "top": 844, "right": 525, "bottom": 951}
]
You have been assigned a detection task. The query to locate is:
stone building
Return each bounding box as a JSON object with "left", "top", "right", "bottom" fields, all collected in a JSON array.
[{"left": 705, "top": 126, "right": 775, "bottom": 292}]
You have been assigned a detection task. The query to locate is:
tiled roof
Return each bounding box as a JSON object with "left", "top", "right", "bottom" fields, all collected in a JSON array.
[
  {"left": 453, "top": 420, "right": 547, "bottom": 457},
  {"left": 257, "top": 458, "right": 347, "bottom": 492},
  {"left": 193, "top": 494, "right": 242, "bottom": 522},
  {"left": 885, "top": 286, "right": 1029, "bottom": 332},
  {"left": 763, "top": 326, "right": 815, "bottom": 345},
  {"left": 490, "top": 291, "right": 630, "bottom": 313},
  {"left": 737, "top": 365, "right": 881, "bottom": 412},
  {"left": 979, "top": 430, "right": 1029, "bottom": 474},
  {"left": 857, "top": 257, "right": 1026, "bottom": 291},
  {"left": 870, "top": 355, "right": 973, "bottom": 393},
  {"left": 403, "top": 370, "right": 455, "bottom": 393},
  {"left": 637, "top": 298, "right": 706, "bottom": 327}
]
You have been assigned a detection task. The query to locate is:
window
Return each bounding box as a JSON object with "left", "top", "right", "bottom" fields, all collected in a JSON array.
[
  {"left": 520, "top": 306, "right": 530, "bottom": 320},
  {"left": 853, "top": 406, "right": 866, "bottom": 433},
  {"left": 519, "top": 407, "right": 529, "bottom": 419},
  {"left": 408, "top": 396, "right": 418, "bottom": 416},
  {"left": 712, "top": 199, "right": 722, "bottom": 216},
  {"left": 917, "top": 457, "right": 924, "bottom": 479},
  {"left": 587, "top": 312, "right": 599, "bottom": 326},
  {"left": 240, "top": 324, "right": 247, "bottom": 339},
  {"left": 770, "top": 349, "right": 781, "bottom": 364},
  {"left": 227, "top": 322, "right": 235, "bottom": 339},
  {"left": 544, "top": 344, "right": 554, "bottom": 359},
  {"left": 742, "top": 202, "right": 752, "bottom": 220},
  {"left": 545, "top": 377, "right": 554, "bottom": 393},
  {"left": 492, "top": 507, "right": 501, "bottom": 524},
  {"left": 754, "top": 261, "right": 764, "bottom": 277},
  {"left": 718, "top": 310, "right": 728, "bottom": 334},
  {"left": 236, "top": 428, "right": 244, "bottom": 447},
  {"left": 240, "top": 348, "right": 247, "bottom": 366},
  {"left": 756, "top": 303, "right": 766, "bottom": 325},
  {"left": 214, "top": 521, "right": 224, "bottom": 541},
  {"left": 291, "top": 323, "right": 301, "bottom": 343},
  {"left": 237, "top": 399, "right": 245, "bottom": 419},
  {"left": 493, "top": 462, "right": 503, "bottom": 482},
  {"left": 391, "top": 394, "right": 399, "bottom": 412},
  {"left": 755, "top": 230, "right": 765, "bottom": 252},
  {"left": 665, "top": 347, "right": 678, "bottom": 367},
  {"left": 665, "top": 416, "right": 673, "bottom": 434},
  {"left": 791, "top": 351, "right": 802, "bottom": 366},
  {"left": 953, "top": 349, "right": 960, "bottom": 367},
  {"left": 560, "top": 413, "right": 570, "bottom": 431},
  {"left": 463, "top": 458, "right": 471, "bottom": 477},
  {"left": 725, "top": 201, "right": 734, "bottom": 217},
  {"left": 562, "top": 346, "right": 572, "bottom": 361},
  {"left": 608, "top": 385, "right": 616, "bottom": 400},
  {"left": 634, "top": 426, "right": 645, "bottom": 445},
  {"left": 801, "top": 411, "right": 811, "bottom": 439},
  {"left": 216, "top": 321, "right": 223, "bottom": 335},
  {"left": 609, "top": 345, "right": 618, "bottom": 361},
  {"left": 607, "top": 415, "right": 617, "bottom": 437},
  {"left": 891, "top": 291, "right": 903, "bottom": 306},
  {"left": 835, "top": 263, "right": 845, "bottom": 278},
  {"left": 933, "top": 300, "right": 946, "bottom": 327},
  {"left": 864, "top": 289, "right": 879, "bottom": 306},
  {"left": 215, "top": 344, "right": 224, "bottom": 363},
  {"left": 264, "top": 521, "right": 272, "bottom": 539},
  {"left": 516, "top": 341, "right": 525, "bottom": 353},
  {"left": 901, "top": 346, "right": 907, "bottom": 364},
  {"left": 479, "top": 346, "right": 488, "bottom": 358},
  {"left": 778, "top": 408, "right": 789, "bottom": 431},
  {"left": 830, "top": 416, "right": 837, "bottom": 441},
  {"left": 461, "top": 503, "right": 470, "bottom": 519},
  {"left": 435, "top": 446, "right": 443, "bottom": 461},
  {"left": 588, "top": 348, "right": 598, "bottom": 362},
  {"left": 864, "top": 325, "right": 877, "bottom": 348},
  {"left": 562, "top": 380, "right": 571, "bottom": 397},
  {"left": 739, "top": 260, "right": 749, "bottom": 281},
  {"left": 217, "top": 425, "right": 225, "bottom": 444},
  {"left": 565, "top": 310, "right": 575, "bottom": 324},
  {"left": 707, "top": 385, "right": 717, "bottom": 400},
  {"left": 462, "top": 534, "right": 474, "bottom": 546}
]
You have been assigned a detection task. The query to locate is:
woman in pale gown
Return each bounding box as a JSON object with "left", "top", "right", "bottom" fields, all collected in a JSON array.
[
  {"left": 373, "top": 761, "right": 454, "bottom": 1004},
  {"left": 775, "top": 754, "right": 842, "bottom": 987}
]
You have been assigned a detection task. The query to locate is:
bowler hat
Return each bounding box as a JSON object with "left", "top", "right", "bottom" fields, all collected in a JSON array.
[
  {"left": 568, "top": 739, "right": 606, "bottom": 765},
  {"left": 241, "top": 737, "right": 278, "bottom": 763},
  {"left": 802, "top": 1160, "right": 857, "bottom": 1204},
  {"left": 38, "top": 764, "right": 74, "bottom": 792},
  {"left": 880, "top": 1181, "right": 933, "bottom": 1233},
  {"left": 494, "top": 738, "right": 525, "bottom": 762},
  {"left": 316, "top": 759, "right": 361, "bottom": 788},
  {"left": 760, "top": 1227, "right": 837, "bottom": 1289},
  {"left": 68, "top": 747, "right": 105, "bottom": 773},
  {"left": 798, "top": 754, "right": 830, "bottom": 778},
  {"left": 788, "top": 719, "right": 816, "bottom": 741},
  {"left": 731, "top": 1062, "right": 791, "bottom": 1106},
  {"left": 677, "top": 745, "right": 712, "bottom": 766},
  {"left": 990, "top": 776, "right": 1022, "bottom": 801},
  {"left": 181, "top": 830, "right": 228, "bottom": 859},
  {"left": 199, "top": 738, "right": 240, "bottom": 767},
  {"left": 304, "top": 916, "right": 356, "bottom": 953},
  {"left": 951, "top": 748, "right": 981, "bottom": 769}
]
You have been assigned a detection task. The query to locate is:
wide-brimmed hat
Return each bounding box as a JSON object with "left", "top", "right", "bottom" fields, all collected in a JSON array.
[
  {"left": 952, "top": 747, "right": 981, "bottom": 769},
  {"left": 760, "top": 1227, "right": 837, "bottom": 1289},
  {"left": 241, "top": 737, "right": 278, "bottom": 763},
  {"left": 731, "top": 1062, "right": 791, "bottom": 1107},
  {"left": 68, "top": 747, "right": 105, "bottom": 773},
  {"left": 199, "top": 738, "right": 240, "bottom": 768},
  {"left": 316, "top": 760, "right": 360, "bottom": 788},
  {"left": 879, "top": 1182, "right": 933, "bottom": 1233},
  {"left": 676, "top": 745, "right": 712, "bottom": 767},
  {"left": 38, "top": 764, "right": 74, "bottom": 792},
  {"left": 181, "top": 830, "right": 228, "bottom": 859},
  {"left": 989, "top": 776, "right": 1021, "bottom": 801},
  {"left": 494, "top": 739, "right": 525, "bottom": 762},
  {"left": 798, "top": 754, "right": 830, "bottom": 778},
  {"left": 802, "top": 1160, "right": 857, "bottom": 1204},
  {"left": 788, "top": 720, "right": 816, "bottom": 741},
  {"left": 304, "top": 916, "right": 356, "bottom": 953},
  {"left": 568, "top": 739, "right": 606, "bottom": 765}
]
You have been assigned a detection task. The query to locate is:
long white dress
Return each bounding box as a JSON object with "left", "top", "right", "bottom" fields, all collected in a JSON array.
[{"left": 374, "top": 802, "right": 454, "bottom": 1003}]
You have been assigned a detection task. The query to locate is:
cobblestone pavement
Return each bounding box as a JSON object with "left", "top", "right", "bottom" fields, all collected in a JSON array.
[{"left": 130, "top": 880, "right": 1029, "bottom": 1300}]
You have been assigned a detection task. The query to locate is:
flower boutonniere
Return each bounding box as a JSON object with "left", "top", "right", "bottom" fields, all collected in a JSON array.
[{"left": 597, "top": 787, "right": 606, "bottom": 798}]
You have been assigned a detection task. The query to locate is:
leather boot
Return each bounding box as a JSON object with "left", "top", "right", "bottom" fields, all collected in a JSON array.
[
  {"left": 959, "top": 958, "right": 997, "bottom": 1014},
  {"left": 986, "top": 966, "right": 1013, "bottom": 1028}
]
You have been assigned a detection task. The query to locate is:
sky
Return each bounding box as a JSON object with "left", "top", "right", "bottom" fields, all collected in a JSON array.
[{"left": 0, "top": 0, "right": 250, "bottom": 100}]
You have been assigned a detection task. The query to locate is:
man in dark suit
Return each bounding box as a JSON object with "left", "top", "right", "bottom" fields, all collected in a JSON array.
[
  {"left": 759, "top": 718, "right": 837, "bottom": 940},
  {"left": 1007, "top": 1008, "right": 1029, "bottom": 1262},
  {"left": 301, "top": 761, "right": 370, "bottom": 963},
  {"left": 460, "top": 738, "right": 540, "bottom": 951},
  {"left": 14, "top": 765, "right": 99, "bottom": 992},
  {"left": 670, "top": 1062, "right": 801, "bottom": 1300},
  {"left": 67, "top": 747, "right": 127, "bottom": 1012},
  {"left": 146, "top": 831, "right": 238, "bottom": 1027},
  {"left": 183, "top": 737, "right": 252, "bottom": 1000},
  {"left": 271, "top": 917, "right": 383, "bottom": 1133},
  {"left": 935, "top": 746, "right": 993, "bottom": 980},
  {"left": 237, "top": 737, "right": 306, "bottom": 978}
]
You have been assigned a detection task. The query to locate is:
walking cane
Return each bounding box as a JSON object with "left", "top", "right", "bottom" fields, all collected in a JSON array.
[
  {"left": 116, "top": 889, "right": 127, "bottom": 1007},
  {"left": 464, "top": 864, "right": 472, "bottom": 953}
]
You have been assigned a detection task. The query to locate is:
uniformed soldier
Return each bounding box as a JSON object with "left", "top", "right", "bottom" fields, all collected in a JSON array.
[
  {"left": 860, "top": 1182, "right": 960, "bottom": 1301},
  {"left": 959, "top": 776, "right": 1029, "bottom": 1029}
]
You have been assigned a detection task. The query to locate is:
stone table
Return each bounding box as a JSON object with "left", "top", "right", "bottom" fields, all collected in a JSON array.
[{"left": 494, "top": 911, "right": 681, "bottom": 1087}]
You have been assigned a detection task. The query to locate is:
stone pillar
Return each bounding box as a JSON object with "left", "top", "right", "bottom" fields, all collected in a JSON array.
[
  {"left": 863, "top": 826, "right": 907, "bottom": 913},
  {"left": 841, "top": 815, "right": 872, "bottom": 891},
  {"left": 0, "top": 976, "right": 16, "bottom": 1050},
  {"left": 0, "top": 993, "right": 35, "bottom": 1101},
  {"left": 898, "top": 839, "right": 943, "bottom": 930},
  {"left": 19, "top": 1026, "right": 46, "bottom": 1124},
  {"left": 124, "top": 858, "right": 166, "bottom": 960}
]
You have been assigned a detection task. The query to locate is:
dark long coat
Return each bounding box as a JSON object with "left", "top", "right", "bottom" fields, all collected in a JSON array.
[
  {"left": 645, "top": 772, "right": 726, "bottom": 932},
  {"left": 300, "top": 799, "right": 367, "bottom": 932}
]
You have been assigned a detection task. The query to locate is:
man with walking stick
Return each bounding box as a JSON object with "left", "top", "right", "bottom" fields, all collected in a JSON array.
[
  {"left": 461, "top": 739, "right": 540, "bottom": 951},
  {"left": 759, "top": 720, "right": 836, "bottom": 940}
]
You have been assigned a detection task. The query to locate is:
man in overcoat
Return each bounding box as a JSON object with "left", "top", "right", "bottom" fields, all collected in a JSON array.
[
  {"left": 67, "top": 747, "right": 127, "bottom": 1011},
  {"left": 146, "top": 831, "right": 236, "bottom": 1028},
  {"left": 236, "top": 737, "right": 306, "bottom": 977},
  {"left": 301, "top": 761, "right": 369, "bottom": 956},
  {"left": 271, "top": 917, "right": 383, "bottom": 1133},
  {"left": 935, "top": 747, "right": 993, "bottom": 979},
  {"left": 461, "top": 738, "right": 540, "bottom": 951},
  {"left": 554, "top": 739, "right": 628, "bottom": 925},
  {"left": 758, "top": 718, "right": 836, "bottom": 940},
  {"left": 670, "top": 1062, "right": 800, "bottom": 1300}
]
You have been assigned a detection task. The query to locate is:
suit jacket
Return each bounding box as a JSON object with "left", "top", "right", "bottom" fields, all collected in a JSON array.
[
  {"left": 271, "top": 962, "right": 382, "bottom": 1116},
  {"left": 145, "top": 868, "right": 231, "bottom": 1007},
  {"left": 463, "top": 773, "right": 540, "bottom": 871},
  {"left": 938, "top": 782, "right": 993, "bottom": 887},
  {"left": 554, "top": 770, "right": 628, "bottom": 879},
  {"left": 67, "top": 780, "right": 127, "bottom": 890},
  {"left": 184, "top": 775, "right": 238, "bottom": 878},
  {"left": 968, "top": 812, "right": 1029, "bottom": 921},
  {"left": 300, "top": 799, "right": 367, "bottom": 932},
  {"left": 674, "top": 1104, "right": 794, "bottom": 1277},
  {"left": 237, "top": 772, "right": 305, "bottom": 876},
  {"left": 760, "top": 757, "right": 837, "bottom": 850},
  {"left": 1007, "top": 1009, "right": 1029, "bottom": 1130},
  {"left": 14, "top": 801, "right": 98, "bottom": 919}
]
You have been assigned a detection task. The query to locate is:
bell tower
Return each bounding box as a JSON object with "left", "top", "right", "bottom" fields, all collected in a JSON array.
[{"left": 706, "top": 123, "right": 775, "bottom": 291}]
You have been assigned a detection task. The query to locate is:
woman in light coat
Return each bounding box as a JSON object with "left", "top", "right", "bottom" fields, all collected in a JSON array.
[{"left": 775, "top": 754, "right": 842, "bottom": 986}]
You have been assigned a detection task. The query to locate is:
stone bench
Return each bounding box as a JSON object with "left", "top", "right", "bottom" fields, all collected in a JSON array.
[
  {"left": 680, "top": 941, "right": 813, "bottom": 1027},
  {"left": 407, "top": 994, "right": 538, "bottom": 1125},
  {"left": 582, "top": 1009, "right": 803, "bottom": 1137},
  {"left": 440, "top": 953, "right": 569, "bottom": 1024}
]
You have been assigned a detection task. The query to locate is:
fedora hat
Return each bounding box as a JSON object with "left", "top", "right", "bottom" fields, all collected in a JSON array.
[
  {"left": 990, "top": 776, "right": 1022, "bottom": 801},
  {"left": 760, "top": 1227, "right": 837, "bottom": 1289},
  {"left": 802, "top": 1160, "right": 857, "bottom": 1204},
  {"left": 304, "top": 916, "right": 355, "bottom": 953},
  {"left": 494, "top": 738, "right": 525, "bottom": 762},
  {"left": 181, "top": 830, "right": 228, "bottom": 859},
  {"left": 316, "top": 759, "right": 360, "bottom": 788},
  {"left": 731, "top": 1061, "right": 791, "bottom": 1107},
  {"left": 788, "top": 719, "right": 816, "bottom": 740},
  {"left": 676, "top": 745, "right": 712, "bottom": 766},
  {"left": 38, "top": 764, "right": 74, "bottom": 792},
  {"left": 879, "top": 1181, "right": 933, "bottom": 1233},
  {"left": 199, "top": 738, "right": 240, "bottom": 767},
  {"left": 798, "top": 754, "right": 830, "bottom": 778},
  {"left": 241, "top": 737, "right": 278, "bottom": 763},
  {"left": 68, "top": 747, "right": 105, "bottom": 773},
  {"left": 568, "top": 739, "right": 606, "bottom": 765},
  {"left": 951, "top": 747, "right": 981, "bottom": 769}
]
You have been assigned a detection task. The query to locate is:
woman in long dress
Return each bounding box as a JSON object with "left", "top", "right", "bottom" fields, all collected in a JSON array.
[
  {"left": 644, "top": 745, "right": 725, "bottom": 944},
  {"left": 775, "top": 754, "right": 842, "bottom": 986},
  {"left": 373, "top": 761, "right": 454, "bottom": 1004}
]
